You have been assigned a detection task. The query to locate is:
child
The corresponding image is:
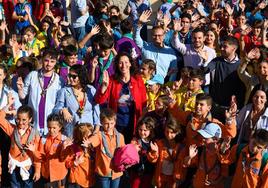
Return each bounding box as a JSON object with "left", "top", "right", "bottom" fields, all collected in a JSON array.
[
  {"left": 61, "top": 123, "right": 95, "bottom": 188},
  {"left": 146, "top": 74, "right": 164, "bottom": 112},
  {"left": 130, "top": 116, "right": 156, "bottom": 188},
  {"left": 140, "top": 59, "right": 156, "bottom": 84},
  {"left": 184, "top": 123, "right": 228, "bottom": 188},
  {"left": 88, "top": 33, "right": 116, "bottom": 89},
  {"left": 12, "top": 0, "right": 32, "bottom": 33},
  {"left": 148, "top": 114, "right": 184, "bottom": 188},
  {"left": 0, "top": 105, "right": 40, "bottom": 187},
  {"left": 144, "top": 95, "right": 170, "bottom": 139},
  {"left": 23, "top": 25, "right": 45, "bottom": 57},
  {"left": 219, "top": 129, "right": 268, "bottom": 188},
  {"left": 173, "top": 69, "right": 204, "bottom": 112},
  {"left": 27, "top": 113, "right": 68, "bottom": 187},
  {"left": 169, "top": 93, "right": 237, "bottom": 147},
  {"left": 83, "top": 108, "right": 125, "bottom": 188},
  {"left": 58, "top": 44, "right": 83, "bottom": 83}
]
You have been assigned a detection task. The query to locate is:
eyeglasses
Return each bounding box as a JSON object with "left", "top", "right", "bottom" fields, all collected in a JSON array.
[{"left": 68, "top": 74, "right": 78, "bottom": 79}]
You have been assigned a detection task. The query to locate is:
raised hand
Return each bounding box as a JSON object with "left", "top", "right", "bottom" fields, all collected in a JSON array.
[
  {"left": 220, "top": 137, "right": 231, "bottom": 154},
  {"left": 150, "top": 141, "right": 159, "bottom": 153},
  {"left": 0, "top": 21, "right": 7, "bottom": 31},
  {"left": 173, "top": 18, "right": 182, "bottom": 32},
  {"left": 63, "top": 138, "right": 73, "bottom": 149},
  {"left": 198, "top": 49, "right": 208, "bottom": 62},
  {"left": 239, "top": 2, "right": 246, "bottom": 12},
  {"left": 225, "top": 4, "right": 234, "bottom": 16},
  {"left": 7, "top": 92, "right": 15, "bottom": 106},
  {"left": 225, "top": 95, "right": 237, "bottom": 120},
  {"left": 247, "top": 48, "right": 261, "bottom": 60},
  {"left": 90, "top": 25, "right": 100, "bottom": 36},
  {"left": 139, "top": 10, "right": 152, "bottom": 24},
  {"left": 102, "top": 70, "right": 109, "bottom": 87},
  {"left": 263, "top": 19, "right": 268, "bottom": 29},
  {"left": 16, "top": 77, "right": 24, "bottom": 91},
  {"left": 81, "top": 137, "right": 91, "bottom": 148},
  {"left": 91, "top": 56, "right": 99, "bottom": 68},
  {"left": 24, "top": 5, "right": 31, "bottom": 15},
  {"left": 25, "top": 142, "right": 35, "bottom": 152},
  {"left": 163, "top": 14, "right": 171, "bottom": 27},
  {"left": 172, "top": 79, "right": 183, "bottom": 91},
  {"left": 189, "top": 145, "right": 198, "bottom": 159},
  {"left": 74, "top": 153, "right": 84, "bottom": 166}
]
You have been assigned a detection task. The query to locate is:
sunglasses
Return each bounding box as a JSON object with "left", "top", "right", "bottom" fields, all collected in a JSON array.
[{"left": 68, "top": 74, "right": 78, "bottom": 79}]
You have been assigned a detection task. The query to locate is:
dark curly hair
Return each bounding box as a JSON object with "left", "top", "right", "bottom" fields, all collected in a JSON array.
[
  {"left": 135, "top": 116, "right": 156, "bottom": 141},
  {"left": 47, "top": 113, "right": 64, "bottom": 132},
  {"left": 0, "top": 64, "right": 11, "bottom": 87},
  {"left": 113, "top": 52, "right": 138, "bottom": 81},
  {"left": 69, "top": 64, "right": 89, "bottom": 92}
]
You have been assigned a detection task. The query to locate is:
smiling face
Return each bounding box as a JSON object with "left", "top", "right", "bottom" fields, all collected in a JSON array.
[
  {"left": 192, "top": 31, "right": 205, "bottom": 49},
  {"left": 249, "top": 138, "right": 266, "bottom": 155},
  {"left": 102, "top": 117, "right": 116, "bottom": 134},
  {"left": 188, "top": 77, "right": 203, "bottom": 91},
  {"left": 68, "top": 70, "right": 80, "bottom": 87},
  {"left": 48, "top": 121, "right": 62, "bottom": 138},
  {"left": 252, "top": 90, "right": 267, "bottom": 109},
  {"left": 195, "top": 100, "right": 211, "bottom": 117},
  {"left": 205, "top": 30, "right": 216, "bottom": 45},
  {"left": 42, "top": 55, "right": 57, "bottom": 73},
  {"left": 152, "top": 28, "right": 165, "bottom": 47},
  {"left": 118, "top": 55, "right": 131, "bottom": 75},
  {"left": 138, "top": 124, "right": 151, "bottom": 141},
  {"left": 16, "top": 112, "right": 32, "bottom": 130}
]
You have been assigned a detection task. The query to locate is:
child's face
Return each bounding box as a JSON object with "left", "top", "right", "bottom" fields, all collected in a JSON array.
[
  {"left": 102, "top": 117, "right": 116, "bottom": 133},
  {"left": 155, "top": 99, "right": 166, "bottom": 112},
  {"left": 188, "top": 77, "right": 203, "bottom": 91},
  {"left": 19, "top": 0, "right": 25, "bottom": 3},
  {"left": 48, "top": 121, "right": 62, "bottom": 137},
  {"left": 24, "top": 31, "right": 35, "bottom": 42},
  {"left": 164, "top": 128, "right": 178, "bottom": 141},
  {"left": 65, "top": 54, "right": 78, "bottom": 66},
  {"left": 42, "top": 55, "right": 57, "bottom": 72},
  {"left": 16, "top": 112, "right": 32, "bottom": 130},
  {"left": 249, "top": 138, "right": 266, "bottom": 155},
  {"left": 99, "top": 49, "right": 111, "bottom": 58},
  {"left": 195, "top": 100, "right": 211, "bottom": 117},
  {"left": 110, "top": 8, "right": 119, "bottom": 17},
  {"left": 140, "top": 64, "right": 154, "bottom": 79},
  {"left": 42, "top": 22, "right": 50, "bottom": 32},
  {"left": 138, "top": 124, "right": 151, "bottom": 140},
  {"left": 148, "top": 83, "right": 160, "bottom": 93}
]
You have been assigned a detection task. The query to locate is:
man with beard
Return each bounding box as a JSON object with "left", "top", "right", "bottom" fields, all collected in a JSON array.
[{"left": 17, "top": 48, "right": 64, "bottom": 136}]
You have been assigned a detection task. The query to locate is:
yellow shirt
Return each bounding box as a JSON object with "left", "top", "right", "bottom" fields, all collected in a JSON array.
[
  {"left": 26, "top": 38, "right": 45, "bottom": 57},
  {"left": 174, "top": 88, "right": 204, "bottom": 112}
]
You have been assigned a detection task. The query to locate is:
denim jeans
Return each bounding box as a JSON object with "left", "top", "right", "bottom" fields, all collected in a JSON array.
[
  {"left": 96, "top": 174, "right": 120, "bottom": 188},
  {"left": 10, "top": 166, "right": 34, "bottom": 188}
]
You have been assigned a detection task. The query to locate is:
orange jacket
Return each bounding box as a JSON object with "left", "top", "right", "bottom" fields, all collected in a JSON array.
[
  {"left": 219, "top": 144, "right": 268, "bottom": 188},
  {"left": 0, "top": 110, "right": 41, "bottom": 173},
  {"left": 169, "top": 105, "right": 236, "bottom": 146},
  {"left": 35, "top": 133, "right": 68, "bottom": 182},
  {"left": 90, "top": 130, "right": 125, "bottom": 179},
  {"left": 184, "top": 146, "right": 228, "bottom": 188},
  {"left": 61, "top": 144, "right": 95, "bottom": 187},
  {"left": 147, "top": 139, "right": 185, "bottom": 187}
]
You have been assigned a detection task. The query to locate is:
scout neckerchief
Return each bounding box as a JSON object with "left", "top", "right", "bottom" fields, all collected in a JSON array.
[
  {"left": 98, "top": 53, "right": 114, "bottom": 85},
  {"left": 38, "top": 70, "right": 56, "bottom": 97},
  {"left": 27, "top": 38, "right": 37, "bottom": 49},
  {"left": 123, "top": 33, "right": 133, "bottom": 40},
  {"left": 163, "top": 139, "right": 180, "bottom": 162},
  {"left": 203, "top": 146, "right": 221, "bottom": 182},
  {"left": 13, "top": 125, "right": 36, "bottom": 156},
  {"left": 71, "top": 87, "right": 86, "bottom": 118},
  {"left": 18, "top": 1, "right": 27, "bottom": 14},
  {"left": 101, "top": 129, "right": 120, "bottom": 158}
]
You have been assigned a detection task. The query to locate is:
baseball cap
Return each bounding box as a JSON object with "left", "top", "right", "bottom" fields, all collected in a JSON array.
[
  {"left": 147, "top": 74, "right": 164, "bottom": 85},
  {"left": 197, "top": 122, "right": 222, "bottom": 139}
]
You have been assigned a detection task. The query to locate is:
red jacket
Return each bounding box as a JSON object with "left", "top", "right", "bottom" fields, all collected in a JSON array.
[{"left": 95, "top": 75, "right": 147, "bottom": 133}]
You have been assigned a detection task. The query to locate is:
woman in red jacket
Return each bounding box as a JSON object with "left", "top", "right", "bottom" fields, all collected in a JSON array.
[{"left": 95, "top": 52, "right": 147, "bottom": 143}]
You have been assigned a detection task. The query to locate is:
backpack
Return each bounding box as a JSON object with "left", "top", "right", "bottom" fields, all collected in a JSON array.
[{"left": 236, "top": 144, "right": 268, "bottom": 175}]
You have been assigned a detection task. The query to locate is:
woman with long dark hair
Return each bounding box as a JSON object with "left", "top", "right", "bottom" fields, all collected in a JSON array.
[
  {"left": 95, "top": 52, "right": 147, "bottom": 143},
  {"left": 53, "top": 64, "right": 100, "bottom": 137}
]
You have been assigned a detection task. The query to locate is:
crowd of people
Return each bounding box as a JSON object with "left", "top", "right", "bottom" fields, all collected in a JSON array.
[{"left": 0, "top": 0, "right": 267, "bottom": 187}]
